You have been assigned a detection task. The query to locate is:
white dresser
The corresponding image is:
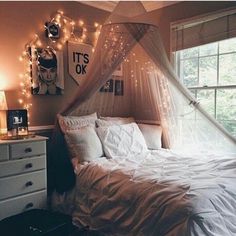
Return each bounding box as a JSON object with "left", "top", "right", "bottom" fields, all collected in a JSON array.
[{"left": 0, "top": 135, "right": 48, "bottom": 220}]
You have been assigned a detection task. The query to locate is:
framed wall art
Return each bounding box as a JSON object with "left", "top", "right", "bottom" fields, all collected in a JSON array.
[
  {"left": 100, "top": 79, "right": 114, "bottom": 93},
  {"left": 113, "top": 63, "right": 123, "bottom": 77},
  {"left": 31, "top": 47, "right": 64, "bottom": 95},
  {"left": 115, "top": 80, "right": 124, "bottom": 96}
]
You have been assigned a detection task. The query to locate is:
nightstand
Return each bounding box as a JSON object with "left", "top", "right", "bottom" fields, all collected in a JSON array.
[{"left": 0, "top": 135, "right": 48, "bottom": 220}]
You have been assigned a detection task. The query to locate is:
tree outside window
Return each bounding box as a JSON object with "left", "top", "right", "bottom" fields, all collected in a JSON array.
[{"left": 175, "top": 38, "right": 236, "bottom": 137}]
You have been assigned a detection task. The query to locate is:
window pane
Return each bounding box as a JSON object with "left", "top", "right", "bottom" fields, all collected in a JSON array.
[
  {"left": 199, "top": 42, "right": 218, "bottom": 56},
  {"left": 180, "top": 46, "right": 198, "bottom": 59},
  {"left": 189, "top": 89, "right": 197, "bottom": 98},
  {"left": 197, "top": 89, "right": 215, "bottom": 116},
  {"left": 199, "top": 56, "right": 217, "bottom": 86},
  {"left": 180, "top": 59, "right": 198, "bottom": 86},
  {"left": 219, "top": 37, "right": 236, "bottom": 54},
  {"left": 216, "top": 89, "right": 236, "bottom": 121},
  {"left": 219, "top": 54, "right": 236, "bottom": 85},
  {"left": 219, "top": 120, "right": 236, "bottom": 137}
]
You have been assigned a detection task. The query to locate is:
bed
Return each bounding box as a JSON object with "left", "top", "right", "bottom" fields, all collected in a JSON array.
[{"left": 52, "top": 114, "right": 236, "bottom": 236}]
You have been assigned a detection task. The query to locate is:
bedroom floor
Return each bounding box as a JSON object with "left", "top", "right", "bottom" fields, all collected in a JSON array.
[{"left": 70, "top": 227, "right": 104, "bottom": 236}]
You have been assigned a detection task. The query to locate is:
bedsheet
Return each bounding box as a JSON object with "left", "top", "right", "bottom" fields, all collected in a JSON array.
[{"left": 52, "top": 149, "right": 236, "bottom": 236}]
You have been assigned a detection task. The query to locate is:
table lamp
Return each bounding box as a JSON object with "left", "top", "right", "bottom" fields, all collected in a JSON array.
[{"left": 0, "top": 91, "right": 8, "bottom": 135}]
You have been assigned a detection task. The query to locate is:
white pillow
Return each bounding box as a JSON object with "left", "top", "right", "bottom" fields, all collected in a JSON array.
[
  {"left": 96, "top": 116, "right": 135, "bottom": 127},
  {"left": 65, "top": 126, "right": 103, "bottom": 163},
  {"left": 58, "top": 113, "right": 97, "bottom": 134},
  {"left": 138, "top": 123, "right": 162, "bottom": 149},
  {"left": 96, "top": 122, "right": 148, "bottom": 159}
]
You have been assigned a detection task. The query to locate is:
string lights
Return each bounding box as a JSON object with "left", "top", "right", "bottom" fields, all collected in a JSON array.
[{"left": 17, "top": 10, "right": 102, "bottom": 124}]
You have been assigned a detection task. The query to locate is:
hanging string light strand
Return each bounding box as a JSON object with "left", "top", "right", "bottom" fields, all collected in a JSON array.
[{"left": 17, "top": 10, "right": 102, "bottom": 125}]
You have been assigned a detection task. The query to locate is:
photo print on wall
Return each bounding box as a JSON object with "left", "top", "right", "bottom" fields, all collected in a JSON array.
[
  {"left": 31, "top": 47, "right": 64, "bottom": 95},
  {"left": 100, "top": 79, "right": 114, "bottom": 93},
  {"left": 113, "top": 64, "right": 123, "bottom": 77},
  {"left": 115, "top": 80, "right": 124, "bottom": 96}
]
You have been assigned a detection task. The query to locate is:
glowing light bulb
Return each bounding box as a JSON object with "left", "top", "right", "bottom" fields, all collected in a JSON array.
[
  {"left": 79, "top": 20, "right": 84, "bottom": 26},
  {"left": 58, "top": 10, "right": 64, "bottom": 15},
  {"left": 94, "top": 22, "right": 99, "bottom": 28},
  {"left": 57, "top": 43, "right": 62, "bottom": 50},
  {"left": 36, "top": 40, "right": 42, "bottom": 47}
]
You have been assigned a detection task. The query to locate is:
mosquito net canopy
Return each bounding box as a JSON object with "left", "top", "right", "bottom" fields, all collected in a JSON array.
[{"left": 58, "top": 2, "right": 236, "bottom": 154}]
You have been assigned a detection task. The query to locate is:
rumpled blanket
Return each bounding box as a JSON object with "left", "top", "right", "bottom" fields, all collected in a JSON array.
[{"left": 52, "top": 149, "right": 236, "bottom": 236}]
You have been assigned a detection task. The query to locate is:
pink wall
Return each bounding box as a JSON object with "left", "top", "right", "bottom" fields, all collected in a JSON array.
[
  {"left": 0, "top": 1, "right": 235, "bottom": 127},
  {"left": 0, "top": 1, "right": 108, "bottom": 126}
]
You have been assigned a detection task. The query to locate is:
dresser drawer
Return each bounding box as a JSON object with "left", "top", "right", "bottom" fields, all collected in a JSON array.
[
  {"left": 0, "top": 144, "right": 9, "bottom": 161},
  {"left": 0, "top": 170, "right": 46, "bottom": 200},
  {"left": 0, "top": 190, "right": 47, "bottom": 220},
  {"left": 10, "top": 141, "right": 46, "bottom": 159},
  {"left": 0, "top": 155, "right": 46, "bottom": 178}
]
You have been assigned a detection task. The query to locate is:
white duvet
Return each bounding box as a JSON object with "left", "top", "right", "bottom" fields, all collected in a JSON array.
[{"left": 52, "top": 149, "right": 236, "bottom": 236}]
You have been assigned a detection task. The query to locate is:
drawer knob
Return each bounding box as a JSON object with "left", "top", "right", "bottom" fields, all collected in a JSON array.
[
  {"left": 25, "top": 163, "right": 33, "bottom": 169},
  {"left": 25, "top": 147, "right": 32, "bottom": 153},
  {"left": 25, "top": 202, "right": 34, "bottom": 209},
  {"left": 25, "top": 181, "right": 33, "bottom": 187}
]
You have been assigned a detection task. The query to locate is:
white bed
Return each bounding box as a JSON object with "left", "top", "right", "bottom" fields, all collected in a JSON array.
[{"left": 52, "top": 149, "right": 236, "bottom": 236}]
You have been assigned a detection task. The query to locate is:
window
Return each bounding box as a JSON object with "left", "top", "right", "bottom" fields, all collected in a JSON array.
[{"left": 175, "top": 38, "right": 236, "bottom": 137}]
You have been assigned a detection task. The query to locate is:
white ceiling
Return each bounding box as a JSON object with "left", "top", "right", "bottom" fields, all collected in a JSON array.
[{"left": 80, "top": 1, "right": 180, "bottom": 12}]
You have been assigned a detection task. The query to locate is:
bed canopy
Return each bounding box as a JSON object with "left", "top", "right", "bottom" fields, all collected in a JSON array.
[{"left": 58, "top": 2, "right": 236, "bottom": 153}]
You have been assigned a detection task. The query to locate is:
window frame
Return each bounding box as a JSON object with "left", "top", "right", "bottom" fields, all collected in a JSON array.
[{"left": 174, "top": 39, "right": 236, "bottom": 137}]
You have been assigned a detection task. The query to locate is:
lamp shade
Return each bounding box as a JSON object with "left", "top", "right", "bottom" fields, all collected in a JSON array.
[{"left": 0, "top": 91, "right": 8, "bottom": 110}]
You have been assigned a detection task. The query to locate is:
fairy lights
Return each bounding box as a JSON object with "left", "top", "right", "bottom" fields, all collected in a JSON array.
[{"left": 17, "top": 10, "right": 102, "bottom": 124}]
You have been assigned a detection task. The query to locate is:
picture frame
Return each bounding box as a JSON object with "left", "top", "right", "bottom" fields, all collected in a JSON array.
[
  {"left": 100, "top": 79, "right": 114, "bottom": 93},
  {"left": 31, "top": 47, "right": 64, "bottom": 95},
  {"left": 115, "top": 80, "right": 124, "bottom": 96},
  {"left": 113, "top": 63, "right": 123, "bottom": 77},
  {"left": 6, "top": 109, "right": 28, "bottom": 136}
]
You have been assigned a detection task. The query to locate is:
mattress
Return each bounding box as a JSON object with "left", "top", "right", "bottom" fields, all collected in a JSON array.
[{"left": 52, "top": 149, "right": 236, "bottom": 236}]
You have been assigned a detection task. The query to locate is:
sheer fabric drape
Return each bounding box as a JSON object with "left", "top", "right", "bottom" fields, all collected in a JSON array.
[
  {"left": 61, "top": 23, "right": 149, "bottom": 115},
  {"left": 57, "top": 22, "right": 235, "bottom": 153}
]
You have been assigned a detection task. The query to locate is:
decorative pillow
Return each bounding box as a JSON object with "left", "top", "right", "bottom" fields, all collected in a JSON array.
[
  {"left": 58, "top": 112, "right": 97, "bottom": 134},
  {"left": 96, "top": 122, "right": 148, "bottom": 159},
  {"left": 96, "top": 116, "right": 135, "bottom": 127},
  {"left": 138, "top": 123, "right": 162, "bottom": 149},
  {"left": 65, "top": 126, "right": 103, "bottom": 163}
]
